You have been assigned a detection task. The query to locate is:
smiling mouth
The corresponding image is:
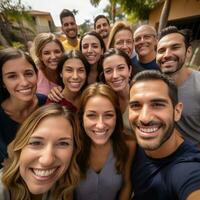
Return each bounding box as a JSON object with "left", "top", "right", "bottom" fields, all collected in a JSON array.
[
  {"left": 17, "top": 88, "right": 32, "bottom": 94},
  {"left": 32, "top": 167, "right": 58, "bottom": 178},
  {"left": 93, "top": 130, "right": 107, "bottom": 136},
  {"left": 136, "top": 124, "right": 162, "bottom": 138}
]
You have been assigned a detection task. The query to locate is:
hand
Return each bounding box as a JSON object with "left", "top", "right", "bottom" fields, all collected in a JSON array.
[{"left": 48, "top": 86, "right": 63, "bottom": 102}]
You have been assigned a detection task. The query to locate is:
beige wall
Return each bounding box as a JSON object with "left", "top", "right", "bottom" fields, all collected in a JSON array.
[{"left": 149, "top": 0, "right": 200, "bottom": 27}]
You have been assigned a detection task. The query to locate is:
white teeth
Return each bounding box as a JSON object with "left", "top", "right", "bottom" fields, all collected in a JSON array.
[
  {"left": 113, "top": 80, "right": 123, "bottom": 84},
  {"left": 94, "top": 131, "right": 106, "bottom": 136},
  {"left": 18, "top": 88, "right": 32, "bottom": 93},
  {"left": 33, "top": 168, "right": 56, "bottom": 177},
  {"left": 139, "top": 127, "right": 159, "bottom": 133}
]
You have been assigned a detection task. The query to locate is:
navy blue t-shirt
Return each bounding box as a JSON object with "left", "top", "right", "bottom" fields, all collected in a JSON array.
[
  {"left": 131, "top": 140, "right": 200, "bottom": 200},
  {"left": 132, "top": 58, "right": 159, "bottom": 70}
]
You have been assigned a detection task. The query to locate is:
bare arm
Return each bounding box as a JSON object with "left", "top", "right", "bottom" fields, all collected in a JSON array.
[
  {"left": 118, "top": 138, "right": 136, "bottom": 200},
  {"left": 186, "top": 190, "right": 200, "bottom": 200}
]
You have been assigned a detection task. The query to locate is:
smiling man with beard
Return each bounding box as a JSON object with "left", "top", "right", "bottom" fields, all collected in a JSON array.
[
  {"left": 156, "top": 26, "right": 200, "bottom": 145},
  {"left": 129, "top": 70, "right": 200, "bottom": 200},
  {"left": 60, "top": 9, "right": 79, "bottom": 52},
  {"left": 94, "top": 15, "right": 110, "bottom": 47}
]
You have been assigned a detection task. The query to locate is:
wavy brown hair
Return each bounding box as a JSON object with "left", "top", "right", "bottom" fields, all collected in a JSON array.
[
  {"left": 77, "top": 83, "right": 128, "bottom": 176},
  {"left": 2, "top": 104, "right": 80, "bottom": 200}
]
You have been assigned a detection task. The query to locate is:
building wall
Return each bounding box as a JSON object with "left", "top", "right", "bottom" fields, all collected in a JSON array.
[
  {"left": 149, "top": 0, "right": 200, "bottom": 27},
  {"left": 35, "top": 16, "right": 51, "bottom": 33}
]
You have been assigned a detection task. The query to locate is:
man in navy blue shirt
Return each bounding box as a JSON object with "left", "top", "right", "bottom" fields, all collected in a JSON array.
[
  {"left": 133, "top": 25, "right": 159, "bottom": 70},
  {"left": 129, "top": 70, "right": 200, "bottom": 200}
]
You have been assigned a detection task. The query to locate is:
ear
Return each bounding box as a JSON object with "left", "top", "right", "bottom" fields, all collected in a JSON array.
[
  {"left": 60, "top": 73, "right": 63, "bottom": 78},
  {"left": 186, "top": 46, "right": 192, "bottom": 59},
  {"left": 174, "top": 102, "right": 183, "bottom": 122}
]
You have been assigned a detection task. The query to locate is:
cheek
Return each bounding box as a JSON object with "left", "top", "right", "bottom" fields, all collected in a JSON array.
[
  {"left": 81, "top": 49, "right": 87, "bottom": 55},
  {"left": 60, "top": 149, "right": 74, "bottom": 167}
]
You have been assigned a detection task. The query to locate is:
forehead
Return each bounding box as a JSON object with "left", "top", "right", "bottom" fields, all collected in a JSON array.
[
  {"left": 85, "top": 95, "right": 115, "bottom": 111},
  {"left": 32, "top": 116, "right": 73, "bottom": 138},
  {"left": 158, "top": 33, "right": 185, "bottom": 48},
  {"left": 96, "top": 18, "right": 109, "bottom": 26},
  {"left": 103, "top": 54, "right": 127, "bottom": 67},
  {"left": 115, "top": 29, "right": 133, "bottom": 40},
  {"left": 63, "top": 58, "right": 85, "bottom": 68},
  {"left": 130, "top": 80, "right": 170, "bottom": 101},
  {"left": 62, "top": 16, "right": 76, "bottom": 24},
  {"left": 2, "top": 57, "right": 33, "bottom": 72},
  {"left": 134, "top": 26, "right": 155, "bottom": 38},
  {"left": 42, "top": 41, "right": 61, "bottom": 50},
  {"left": 82, "top": 35, "right": 100, "bottom": 44}
]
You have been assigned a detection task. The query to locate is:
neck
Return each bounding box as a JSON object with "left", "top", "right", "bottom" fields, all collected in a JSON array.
[
  {"left": 117, "top": 86, "right": 129, "bottom": 113},
  {"left": 139, "top": 52, "right": 156, "bottom": 64},
  {"left": 67, "top": 37, "right": 78, "bottom": 46},
  {"left": 103, "top": 37, "right": 109, "bottom": 48},
  {"left": 171, "top": 66, "right": 192, "bottom": 86},
  {"left": 30, "top": 193, "right": 43, "bottom": 200},
  {"left": 145, "top": 130, "right": 184, "bottom": 159},
  {"left": 43, "top": 68, "right": 57, "bottom": 83},
  {"left": 8, "top": 96, "right": 37, "bottom": 111},
  {"left": 91, "top": 139, "right": 111, "bottom": 151},
  {"left": 62, "top": 88, "right": 79, "bottom": 102}
]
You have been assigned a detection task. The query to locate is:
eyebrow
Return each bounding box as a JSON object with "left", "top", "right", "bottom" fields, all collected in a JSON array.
[
  {"left": 129, "top": 98, "right": 169, "bottom": 104},
  {"left": 85, "top": 110, "right": 115, "bottom": 113},
  {"left": 29, "top": 136, "right": 73, "bottom": 140}
]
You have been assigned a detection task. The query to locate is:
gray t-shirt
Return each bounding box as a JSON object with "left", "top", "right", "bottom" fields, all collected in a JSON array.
[
  {"left": 74, "top": 148, "right": 122, "bottom": 200},
  {"left": 176, "top": 70, "right": 200, "bottom": 143}
]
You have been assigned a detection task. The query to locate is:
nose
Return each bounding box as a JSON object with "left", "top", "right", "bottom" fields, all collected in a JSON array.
[
  {"left": 20, "top": 75, "right": 29, "bottom": 86},
  {"left": 39, "top": 145, "right": 55, "bottom": 166},
  {"left": 96, "top": 116, "right": 105, "bottom": 129},
  {"left": 112, "top": 68, "right": 118, "bottom": 78},
  {"left": 72, "top": 70, "right": 78, "bottom": 79},
  {"left": 138, "top": 105, "right": 153, "bottom": 125},
  {"left": 88, "top": 45, "right": 93, "bottom": 53},
  {"left": 50, "top": 52, "right": 56, "bottom": 59},
  {"left": 163, "top": 48, "right": 172, "bottom": 58}
]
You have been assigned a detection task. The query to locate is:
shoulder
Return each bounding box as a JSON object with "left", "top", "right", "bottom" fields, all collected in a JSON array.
[{"left": 168, "top": 141, "right": 200, "bottom": 199}]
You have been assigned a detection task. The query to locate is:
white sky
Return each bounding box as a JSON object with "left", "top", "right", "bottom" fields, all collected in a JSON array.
[{"left": 20, "top": 0, "right": 109, "bottom": 26}]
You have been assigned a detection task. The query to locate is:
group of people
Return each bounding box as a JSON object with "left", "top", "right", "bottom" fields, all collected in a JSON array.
[{"left": 0, "top": 7, "right": 200, "bottom": 200}]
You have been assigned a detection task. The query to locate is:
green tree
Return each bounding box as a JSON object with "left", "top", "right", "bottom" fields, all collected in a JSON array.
[
  {"left": 0, "top": 0, "right": 33, "bottom": 47},
  {"left": 117, "top": 0, "right": 157, "bottom": 20},
  {"left": 90, "top": 0, "right": 117, "bottom": 23},
  {"left": 79, "top": 19, "right": 91, "bottom": 36}
]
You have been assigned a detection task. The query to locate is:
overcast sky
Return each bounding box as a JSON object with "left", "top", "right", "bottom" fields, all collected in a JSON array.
[{"left": 20, "top": 0, "right": 109, "bottom": 26}]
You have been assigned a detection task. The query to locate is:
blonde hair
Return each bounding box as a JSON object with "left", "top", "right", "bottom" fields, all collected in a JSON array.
[
  {"left": 33, "top": 32, "right": 64, "bottom": 69},
  {"left": 107, "top": 21, "right": 133, "bottom": 49},
  {"left": 2, "top": 104, "right": 80, "bottom": 200}
]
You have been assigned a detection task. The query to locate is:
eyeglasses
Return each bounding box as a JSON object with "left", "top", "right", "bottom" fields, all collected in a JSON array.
[{"left": 134, "top": 34, "right": 156, "bottom": 43}]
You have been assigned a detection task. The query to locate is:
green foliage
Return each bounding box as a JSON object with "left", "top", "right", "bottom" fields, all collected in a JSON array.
[
  {"left": 90, "top": 0, "right": 158, "bottom": 21},
  {"left": 12, "top": 41, "right": 25, "bottom": 49},
  {"left": 79, "top": 20, "right": 91, "bottom": 36},
  {"left": 103, "top": 3, "right": 125, "bottom": 22},
  {"left": 117, "top": 0, "right": 157, "bottom": 20}
]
